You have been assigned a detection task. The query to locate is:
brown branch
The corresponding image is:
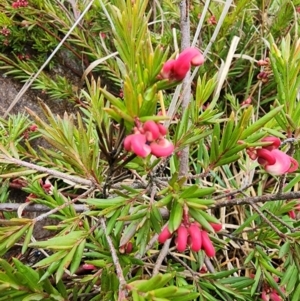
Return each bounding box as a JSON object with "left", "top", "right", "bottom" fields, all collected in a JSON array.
[
  {"left": 152, "top": 238, "right": 172, "bottom": 276},
  {"left": 34, "top": 187, "right": 95, "bottom": 222},
  {"left": 178, "top": 0, "right": 191, "bottom": 178},
  {"left": 0, "top": 155, "right": 97, "bottom": 188},
  {"left": 100, "top": 217, "right": 127, "bottom": 300},
  {"left": 214, "top": 191, "right": 300, "bottom": 208}
]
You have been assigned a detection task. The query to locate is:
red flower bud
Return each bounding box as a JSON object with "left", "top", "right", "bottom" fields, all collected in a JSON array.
[
  {"left": 288, "top": 210, "right": 296, "bottom": 219},
  {"left": 201, "top": 230, "right": 215, "bottom": 257},
  {"left": 261, "top": 136, "right": 281, "bottom": 150},
  {"left": 176, "top": 225, "right": 188, "bottom": 252},
  {"left": 210, "top": 223, "right": 222, "bottom": 232},
  {"left": 188, "top": 223, "right": 202, "bottom": 252},
  {"left": 125, "top": 242, "right": 133, "bottom": 253},
  {"left": 269, "top": 290, "right": 282, "bottom": 301},
  {"left": 82, "top": 264, "right": 96, "bottom": 270},
  {"left": 158, "top": 226, "right": 172, "bottom": 244}
]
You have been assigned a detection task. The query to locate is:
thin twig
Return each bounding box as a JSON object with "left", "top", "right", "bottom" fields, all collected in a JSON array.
[
  {"left": 168, "top": 251, "right": 201, "bottom": 277},
  {"left": 214, "top": 190, "right": 300, "bottom": 208},
  {"left": 100, "top": 217, "right": 127, "bottom": 300},
  {"left": 152, "top": 238, "right": 172, "bottom": 276},
  {"left": 34, "top": 186, "right": 95, "bottom": 222},
  {"left": 263, "top": 208, "right": 296, "bottom": 232},
  {"left": 249, "top": 201, "right": 285, "bottom": 238},
  {"left": 0, "top": 155, "right": 97, "bottom": 187},
  {"left": 3, "top": 0, "right": 96, "bottom": 118}
]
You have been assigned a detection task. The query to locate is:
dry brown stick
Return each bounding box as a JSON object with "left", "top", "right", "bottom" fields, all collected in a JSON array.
[
  {"left": 0, "top": 155, "right": 97, "bottom": 187},
  {"left": 100, "top": 217, "right": 127, "bottom": 300},
  {"left": 34, "top": 187, "right": 95, "bottom": 222},
  {"left": 152, "top": 238, "right": 172, "bottom": 276},
  {"left": 249, "top": 201, "right": 285, "bottom": 238},
  {"left": 214, "top": 191, "right": 300, "bottom": 208}
]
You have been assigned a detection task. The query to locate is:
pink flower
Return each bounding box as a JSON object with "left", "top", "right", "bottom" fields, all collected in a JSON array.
[
  {"left": 82, "top": 264, "right": 96, "bottom": 270},
  {"left": 247, "top": 136, "right": 298, "bottom": 175},
  {"left": 257, "top": 149, "right": 298, "bottom": 175},
  {"left": 160, "top": 47, "right": 204, "bottom": 81},
  {"left": 124, "top": 121, "right": 174, "bottom": 158},
  {"left": 124, "top": 133, "right": 151, "bottom": 157}
]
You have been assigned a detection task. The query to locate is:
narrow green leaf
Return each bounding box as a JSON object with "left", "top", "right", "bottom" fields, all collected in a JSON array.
[
  {"left": 22, "top": 223, "right": 35, "bottom": 254},
  {"left": 70, "top": 239, "right": 86, "bottom": 275},
  {"left": 168, "top": 201, "right": 183, "bottom": 232}
]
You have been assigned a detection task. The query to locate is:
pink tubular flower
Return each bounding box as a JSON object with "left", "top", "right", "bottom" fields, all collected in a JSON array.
[
  {"left": 247, "top": 136, "right": 298, "bottom": 175},
  {"left": 201, "top": 230, "right": 215, "bottom": 257},
  {"left": 160, "top": 47, "right": 204, "bottom": 81},
  {"left": 124, "top": 120, "right": 174, "bottom": 158},
  {"left": 124, "top": 133, "right": 151, "bottom": 157},
  {"left": 258, "top": 149, "right": 298, "bottom": 175}
]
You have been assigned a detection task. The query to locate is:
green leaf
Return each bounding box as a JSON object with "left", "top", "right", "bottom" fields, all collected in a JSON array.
[
  {"left": 29, "top": 231, "right": 86, "bottom": 250},
  {"left": 22, "top": 223, "right": 34, "bottom": 254},
  {"left": 168, "top": 201, "right": 183, "bottom": 232},
  {"left": 13, "top": 258, "right": 41, "bottom": 292},
  {"left": 56, "top": 244, "right": 78, "bottom": 283},
  {"left": 83, "top": 197, "right": 127, "bottom": 209},
  {"left": 70, "top": 239, "right": 86, "bottom": 275},
  {"left": 241, "top": 105, "right": 284, "bottom": 139},
  {"left": 22, "top": 293, "right": 45, "bottom": 301}
]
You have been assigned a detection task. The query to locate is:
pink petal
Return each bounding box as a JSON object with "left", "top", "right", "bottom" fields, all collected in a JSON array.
[
  {"left": 188, "top": 223, "right": 202, "bottom": 252},
  {"left": 160, "top": 60, "right": 176, "bottom": 79},
  {"left": 261, "top": 291, "right": 269, "bottom": 301},
  {"left": 176, "top": 225, "right": 188, "bottom": 252},
  {"left": 201, "top": 230, "right": 215, "bottom": 257},
  {"left": 150, "top": 138, "right": 174, "bottom": 157},
  {"left": 178, "top": 47, "right": 204, "bottom": 66},
  {"left": 265, "top": 149, "right": 295, "bottom": 175},
  {"left": 157, "top": 123, "right": 168, "bottom": 136},
  {"left": 82, "top": 264, "right": 96, "bottom": 270},
  {"left": 288, "top": 210, "right": 296, "bottom": 219},
  {"left": 124, "top": 135, "right": 133, "bottom": 151},
  {"left": 143, "top": 121, "right": 160, "bottom": 141},
  {"left": 130, "top": 134, "right": 151, "bottom": 157},
  {"left": 261, "top": 136, "right": 281, "bottom": 150},
  {"left": 257, "top": 148, "right": 276, "bottom": 166},
  {"left": 287, "top": 156, "right": 299, "bottom": 173}
]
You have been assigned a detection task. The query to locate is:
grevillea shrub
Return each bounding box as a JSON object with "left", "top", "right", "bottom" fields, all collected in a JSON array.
[{"left": 0, "top": 1, "right": 299, "bottom": 301}]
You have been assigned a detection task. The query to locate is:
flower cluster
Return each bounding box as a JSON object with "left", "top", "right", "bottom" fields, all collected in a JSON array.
[
  {"left": 12, "top": 0, "right": 28, "bottom": 8},
  {"left": 124, "top": 120, "right": 174, "bottom": 158},
  {"left": 0, "top": 27, "right": 10, "bottom": 37},
  {"left": 261, "top": 277, "right": 284, "bottom": 301},
  {"left": 160, "top": 47, "right": 204, "bottom": 81},
  {"left": 246, "top": 136, "right": 298, "bottom": 175},
  {"left": 158, "top": 221, "right": 221, "bottom": 257}
]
